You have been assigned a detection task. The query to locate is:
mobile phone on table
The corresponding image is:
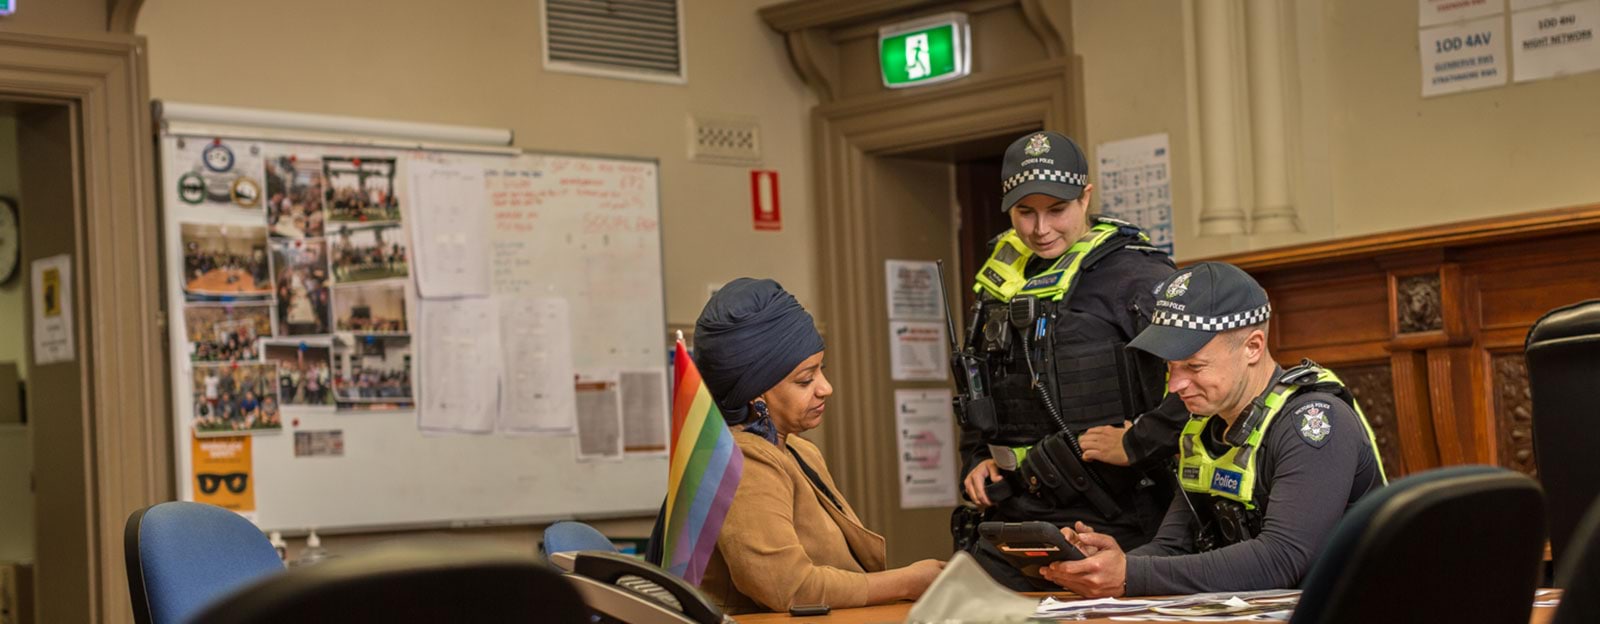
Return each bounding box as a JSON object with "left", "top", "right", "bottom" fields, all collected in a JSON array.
[
  {"left": 788, "top": 604, "right": 830, "bottom": 616},
  {"left": 978, "top": 520, "right": 1085, "bottom": 579}
]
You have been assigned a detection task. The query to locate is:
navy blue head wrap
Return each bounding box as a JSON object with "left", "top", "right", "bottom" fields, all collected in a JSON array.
[{"left": 694, "top": 278, "right": 825, "bottom": 437}]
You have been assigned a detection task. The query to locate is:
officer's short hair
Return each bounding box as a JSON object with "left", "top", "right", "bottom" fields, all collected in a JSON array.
[{"left": 1225, "top": 320, "right": 1270, "bottom": 348}]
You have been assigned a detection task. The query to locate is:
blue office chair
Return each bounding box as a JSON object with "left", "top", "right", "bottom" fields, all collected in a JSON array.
[
  {"left": 1553, "top": 496, "right": 1600, "bottom": 624},
  {"left": 543, "top": 520, "right": 618, "bottom": 556},
  {"left": 124, "top": 501, "right": 285, "bottom": 624},
  {"left": 189, "top": 538, "right": 588, "bottom": 623},
  {"left": 1292, "top": 465, "right": 1546, "bottom": 624}
]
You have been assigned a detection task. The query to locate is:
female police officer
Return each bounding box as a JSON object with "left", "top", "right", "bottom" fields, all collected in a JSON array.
[{"left": 955, "top": 131, "right": 1188, "bottom": 589}]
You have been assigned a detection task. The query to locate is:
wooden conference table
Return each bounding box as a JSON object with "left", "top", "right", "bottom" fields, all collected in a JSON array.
[{"left": 732, "top": 592, "right": 1564, "bottom": 623}]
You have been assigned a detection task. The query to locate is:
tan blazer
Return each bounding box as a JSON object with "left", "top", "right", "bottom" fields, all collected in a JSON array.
[{"left": 698, "top": 431, "right": 887, "bottom": 614}]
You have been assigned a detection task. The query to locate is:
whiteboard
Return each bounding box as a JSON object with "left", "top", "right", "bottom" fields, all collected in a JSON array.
[{"left": 159, "top": 123, "right": 668, "bottom": 533}]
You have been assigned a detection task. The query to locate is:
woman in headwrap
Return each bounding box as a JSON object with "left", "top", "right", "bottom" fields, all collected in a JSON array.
[{"left": 693, "top": 278, "right": 945, "bottom": 614}]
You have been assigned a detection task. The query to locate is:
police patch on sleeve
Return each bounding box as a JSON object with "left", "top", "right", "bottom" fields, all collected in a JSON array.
[{"left": 1295, "top": 401, "right": 1334, "bottom": 448}]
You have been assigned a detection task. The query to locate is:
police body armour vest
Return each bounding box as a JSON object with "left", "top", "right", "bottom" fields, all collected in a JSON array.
[
  {"left": 971, "top": 218, "right": 1161, "bottom": 445},
  {"left": 1177, "top": 363, "right": 1389, "bottom": 510}
]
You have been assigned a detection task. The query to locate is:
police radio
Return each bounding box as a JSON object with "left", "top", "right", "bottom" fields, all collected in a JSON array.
[{"left": 937, "top": 261, "right": 998, "bottom": 438}]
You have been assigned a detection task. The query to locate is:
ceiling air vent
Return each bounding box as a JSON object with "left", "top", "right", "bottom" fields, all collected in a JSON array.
[
  {"left": 689, "top": 115, "right": 761, "bottom": 165},
  {"left": 542, "top": 0, "right": 685, "bottom": 83}
]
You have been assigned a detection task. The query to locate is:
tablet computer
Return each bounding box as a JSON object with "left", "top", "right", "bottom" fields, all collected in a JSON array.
[{"left": 978, "top": 520, "right": 1086, "bottom": 578}]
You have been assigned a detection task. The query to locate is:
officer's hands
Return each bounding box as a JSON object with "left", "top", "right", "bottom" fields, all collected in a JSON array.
[
  {"left": 963, "top": 459, "right": 1003, "bottom": 508},
  {"left": 1081, "top": 421, "right": 1133, "bottom": 466},
  {"left": 1039, "top": 528, "right": 1127, "bottom": 598},
  {"left": 1060, "top": 521, "right": 1104, "bottom": 556}
]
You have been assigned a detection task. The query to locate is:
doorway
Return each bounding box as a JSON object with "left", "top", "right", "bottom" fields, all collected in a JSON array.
[{"left": 0, "top": 31, "right": 166, "bottom": 624}]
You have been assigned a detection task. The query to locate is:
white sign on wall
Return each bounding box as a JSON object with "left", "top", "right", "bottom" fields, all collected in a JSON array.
[
  {"left": 894, "top": 389, "right": 958, "bottom": 509},
  {"left": 1420, "top": 0, "right": 1507, "bottom": 28},
  {"left": 1420, "top": 15, "right": 1510, "bottom": 96},
  {"left": 1511, "top": 0, "right": 1600, "bottom": 82}
]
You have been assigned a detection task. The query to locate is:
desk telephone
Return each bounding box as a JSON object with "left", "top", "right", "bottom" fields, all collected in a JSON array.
[{"left": 550, "top": 551, "right": 732, "bottom": 624}]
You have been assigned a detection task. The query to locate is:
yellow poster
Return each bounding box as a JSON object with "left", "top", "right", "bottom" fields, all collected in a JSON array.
[
  {"left": 41, "top": 268, "right": 60, "bottom": 317},
  {"left": 191, "top": 434, "right": 255, "bottom": 512}
]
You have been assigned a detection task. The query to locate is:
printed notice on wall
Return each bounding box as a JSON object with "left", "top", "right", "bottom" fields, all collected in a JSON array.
[
  {"left": 895, "top": 389, "right": 958, "bottom": 509},
  {"left": 31, "top": 254, "right": 75, "bottom": 365},
  {"left": 1511, "top": 0, "right": 1600, "bottom": 82},
  {"left": 889, "top": 321, "right": 948, "bottom": 382},
  {"left": 1095, "top": 134, "right": 1174, "bottom": 255},
  {"left": 192, "top": 434, "right": 256, "bottom": 517},
  {"left": 885, "top": 259, "right": 945, "bottom": 321},
  {"left": 1420, "top": 0, "right": 1506, "bottom": 28},
  {"left": 1419, "top": 15, "right": 1510, "bottom": 96}
]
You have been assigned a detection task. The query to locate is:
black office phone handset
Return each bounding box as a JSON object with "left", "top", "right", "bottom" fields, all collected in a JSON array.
[
  {"left": 978, "top": 520, "right": 1086, "bottom": 579},
  {"left": 559, "top": 550, "right": 729, "bottom": 624}
]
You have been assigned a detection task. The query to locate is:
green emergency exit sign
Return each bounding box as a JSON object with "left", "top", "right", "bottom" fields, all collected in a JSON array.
[
  {"left": 0, "top": 0, "right": 14, "bottom": 16},
  {"left": 879, "top": 13, "right": 970, "bottom": 89}
]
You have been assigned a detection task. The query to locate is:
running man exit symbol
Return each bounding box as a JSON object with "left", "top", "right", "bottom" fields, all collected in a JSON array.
[{"left": 906, "top": 33, "right": 931, "bottom": 79}]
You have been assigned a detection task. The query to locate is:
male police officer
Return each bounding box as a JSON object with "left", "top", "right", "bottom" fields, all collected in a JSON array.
[
  {"left": 1038, "top": 262, "right": 1387, "bottom": 596},
  {"left": 955, "top": 131, "right": 1188, "bottom": 590}
]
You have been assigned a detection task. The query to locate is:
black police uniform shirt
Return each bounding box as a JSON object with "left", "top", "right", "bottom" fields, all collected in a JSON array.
[
  {"left": 1123, "top": 385, "right": 1385, "bottom": 595},
  {"left": 958, "top": 241, "right": 1188, "bottom": 540}
]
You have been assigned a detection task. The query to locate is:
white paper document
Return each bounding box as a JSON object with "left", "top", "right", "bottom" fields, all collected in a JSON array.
[
  {"left": 885, "top": 259, "right": 945, "bottom": 321},
  {"left": 497, "top": 296, "right": 577, "bottom": 434},
  {"left": 1419, "top": 0, "right": 1505, "bottom": 27},
  {"left": 409, "top": 161, "right": 492, "bottom": 298},
  {"left": 1512, "top": 0, "right": 1600, "bottom": 82},
  {"left": 894, "top": 389, "right": 958, "bottom": 509},
  {"left": 417, "top": 297, "right": 503, "bottom": 433},
  {"left": 31, "top": 255, "right": 75, "bottom": 365},
  {"left": 889, "top": 320, "right": 948, "bottom": 381},
  {"left": 1096, "top": 134, "right": 1174, "bottom": 254},
  {"left": 1420, "top": 15, "right": 1510, "bottom": 96},
  {"left": 620, "top": 369, "right": 669, "bottom": 455},
  {"left": 575, "top": 371, "right": 624, "bottom": 461}
]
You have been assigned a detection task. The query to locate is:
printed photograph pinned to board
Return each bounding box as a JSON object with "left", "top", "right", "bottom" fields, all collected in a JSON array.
[
  {"left": 294, "top": 430, "right": 344, "bottom": 458},
  {"left": 620, "top": 369, "right": 668, "bottom": 455},
  {"left": 332, "top": 281, "right": 407, "bottom": 334},
  {"left": 260, "top": 339, "right": 334, "bottom": 407},
  {"left": 331, "top": 223, "right": 409, "bottom": 282},
  {"left": 270, "top": 237, "right": 333, "bottom": 336},
  {"left": 184, "top": 303, "right": 272, "bottom": 362},
  {"left": 324, "top": 156, "right": 401, "bottom": 224},
  {"left": 332, "top": 332, "right": 414, "bottom": 411},
  {"left": 192, "top": 362, "right": 282, "bottom": 436},
  {"left": 191, "top": 434, "right": 256, "bottom": 515},
  {"left": 265, "top": 153, "right": 327, "bottom": 239},
  {"left": 181, "top": 223, "right": 273, "bottom": 301},
  {"left": 575, "top": 372, "right": 624, "bottom": 461},
  {"left": 171, "top": 137, "right": 265, "bottom": 212}
]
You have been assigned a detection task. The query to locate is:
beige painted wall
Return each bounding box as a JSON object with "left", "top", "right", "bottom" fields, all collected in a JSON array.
[
  {"left": 136, "top": 0, "right": 814, "bottom": 548},
  {"left": 1068, "top": 0, "right": 1600, "bottom": 261}
]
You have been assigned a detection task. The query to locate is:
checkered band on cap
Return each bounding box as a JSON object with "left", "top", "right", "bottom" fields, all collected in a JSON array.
[
  {"left": 1151, "top": 303, "right": 1271, "bottom": 332},
  {"left": 1002, "top": 168, "right": 1088, "bottom": 194}
]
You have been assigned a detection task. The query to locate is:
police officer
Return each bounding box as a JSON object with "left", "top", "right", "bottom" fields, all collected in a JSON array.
[
  {"left": 1038, "top": 262, "right": 1388, "bottom": 596},
  {"left": 955, "top": 131, "right": 1188, "bottom": 590}
]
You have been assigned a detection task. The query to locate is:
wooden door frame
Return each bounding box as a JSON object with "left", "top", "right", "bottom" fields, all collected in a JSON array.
[
  {"left": 1, "top": 31, "right": 166, "bottom": 624},
  {"left": 807, "top": 60, "right": 1081, "bottom": 529}
]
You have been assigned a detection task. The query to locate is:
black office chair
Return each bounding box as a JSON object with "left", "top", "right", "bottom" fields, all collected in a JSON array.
[
  {"left": 1553, "top": 496, "right": 1600, "bottom": 624},
  {"left": 189, "top": 538, "right": 588, "bottom": 624},
  {"left": 1291, "top": 465, "right": 1545, "bottom": 624},
  {"left": 1527, "top": 299, "right": 1600, "bottom": 564}
]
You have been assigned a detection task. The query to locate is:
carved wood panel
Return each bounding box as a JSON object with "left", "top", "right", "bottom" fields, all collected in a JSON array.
[
  {"left": 1492, "top": 352, "right": 1537, "bottom": 478},
  {"left": 1396, "top": 273, "right": 1444, "bottom": 334},
  {"left": 1336, "top": 363, "right": 1408, "bottom": 477}
]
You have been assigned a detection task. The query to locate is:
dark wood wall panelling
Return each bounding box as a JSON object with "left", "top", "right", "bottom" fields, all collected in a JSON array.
[{"left": 1204, "top": 205, "right": 1600, "bottom": 478}]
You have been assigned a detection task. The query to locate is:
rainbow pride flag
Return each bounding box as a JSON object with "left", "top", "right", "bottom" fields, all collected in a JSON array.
[{"left": 663, "top": 338, "right": 744, "bottom": 585}]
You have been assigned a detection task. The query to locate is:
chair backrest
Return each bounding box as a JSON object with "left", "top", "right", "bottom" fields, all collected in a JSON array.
[
  {"left": 1291, "top": 465, "right": 1545, "bottom": 624},
  {"left": 190, "top": 538, "right": 589, "bottom": 624},
  {"left": 124, "top": 501, "right": 285, "bottom": 624},
  {"left": 543, "top": 521, "right": 618, "bottom": 556},
  {"left": 1527, "top": 299, "right": 1600, "bottom": 563},
  {"left": 1554, "top": 496, "right": 1600, "bottom": 624}
]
